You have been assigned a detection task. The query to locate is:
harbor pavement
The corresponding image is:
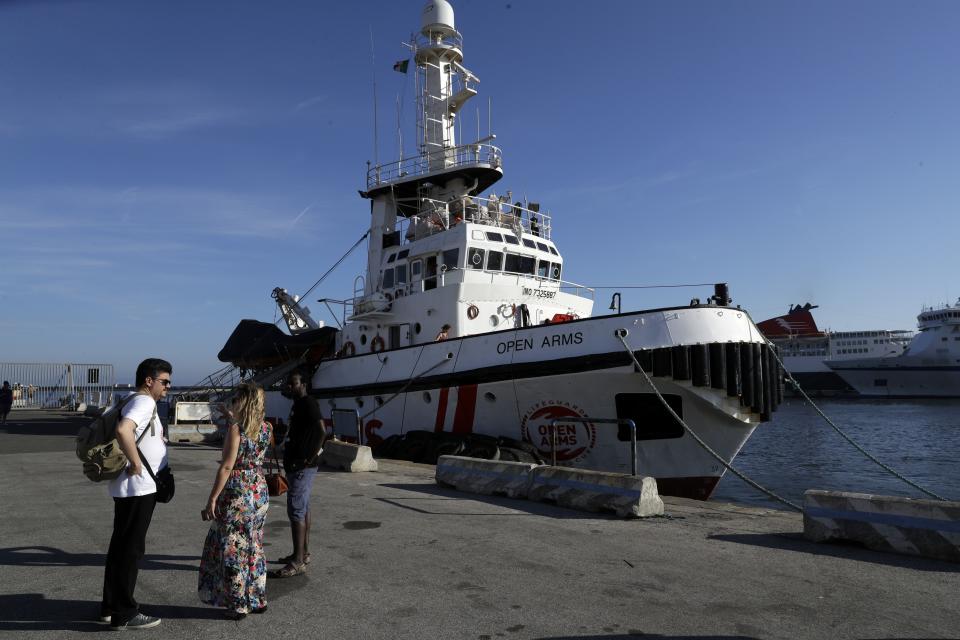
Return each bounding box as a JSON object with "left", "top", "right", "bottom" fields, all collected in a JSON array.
[{"left": 2, "top": 410, "right": 959, "bottom": 640}]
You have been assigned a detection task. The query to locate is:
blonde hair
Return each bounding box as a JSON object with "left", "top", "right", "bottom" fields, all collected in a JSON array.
[{"left": 231, "top": 382, "right": 265, "bottom": 440}]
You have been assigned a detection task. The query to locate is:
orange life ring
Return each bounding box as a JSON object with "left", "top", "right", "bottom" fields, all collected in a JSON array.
[
  {"left": 340, "top": 341, "right": 356, "bottom": 357},
  {"left": 371, "top": 335, "right": 386, "bottom": 352},
  {"left": 467, "top": 304, "right": 479, "bottom": 320},
  {"left": 500, "top": 303, "right": 516, "bottom": 318}
]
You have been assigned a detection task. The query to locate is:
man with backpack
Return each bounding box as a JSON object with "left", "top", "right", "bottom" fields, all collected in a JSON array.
[{"left": 100, "top": 358, "right": 171, "bottom": 631}]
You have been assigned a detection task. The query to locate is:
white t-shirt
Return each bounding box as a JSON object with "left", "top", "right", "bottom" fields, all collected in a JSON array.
[{"left": 108, "top": 393, "right": 169, "bottom": 499}]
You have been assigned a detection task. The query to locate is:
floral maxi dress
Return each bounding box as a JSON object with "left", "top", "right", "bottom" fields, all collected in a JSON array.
[{"left": 198, "top": 422, "right": 271, "bottom": 613}]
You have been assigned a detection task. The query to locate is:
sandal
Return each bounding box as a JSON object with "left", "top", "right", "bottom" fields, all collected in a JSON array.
[
  {"left": 272, "top": 562, "right": 306, "bottom": 578},
  {"left": 277, "top": 552, "right": 311, "bottom": 565}
]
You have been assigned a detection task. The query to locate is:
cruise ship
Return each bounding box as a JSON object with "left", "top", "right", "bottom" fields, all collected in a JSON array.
[
  {"left": 827, "top": 300, "right": 960, "bottom": 397},
  {"left": 758, "top": 304, "right": 911, "bottom": 394}
]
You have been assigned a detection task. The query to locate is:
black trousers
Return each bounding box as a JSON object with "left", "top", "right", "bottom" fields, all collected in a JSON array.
[{"left": 102, "top": 494, "right": 156, "bottom": 624}]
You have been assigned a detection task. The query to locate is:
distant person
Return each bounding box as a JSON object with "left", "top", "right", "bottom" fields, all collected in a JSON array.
[
  {"left": 101, "top": 358, "right": 172, "bottom": 630},
  {"left": 530, "top": 214, "right": 540, "bottom": 237},
  {"left": 199, "top": 382, "right": 271, "bottom": 619},
  {"left": 435, "top": 324, "right": 451, "bottom": 341},
  {"left": 272, "top": 372, "right": 325, "bottom": 578},
  {"left": 0, "top": 381, "right": 12, "bottom": 424}
]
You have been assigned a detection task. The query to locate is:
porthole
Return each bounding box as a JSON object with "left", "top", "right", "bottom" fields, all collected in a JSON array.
[
  {"left": 422, "top": 391, "right": 432, "bottom": 404},
  {"left": 489, "top": 315, "right": 499, "bottom": 327},
  {"left": 415, "top": 323, "right": 422, "bottom": 334},
  {"left": 360, "top": 334, "right": 368, "bottom": 345},
  {"left": 484, "top": 392, "right": 496, "bottom": 402}
]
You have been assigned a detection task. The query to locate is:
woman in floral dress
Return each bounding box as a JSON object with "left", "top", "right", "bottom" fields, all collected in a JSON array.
[{"left": 199, "top": 382, "right": 271, "bottom": 619}]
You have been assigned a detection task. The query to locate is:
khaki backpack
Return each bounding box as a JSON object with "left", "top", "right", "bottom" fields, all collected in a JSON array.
[{"left": 76, "top": 392, "right": 156, "bottom": 482}]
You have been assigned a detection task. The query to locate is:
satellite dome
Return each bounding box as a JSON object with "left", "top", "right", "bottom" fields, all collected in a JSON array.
[{"left": 421, "top": 0, "right": 456, "bottom": 36}]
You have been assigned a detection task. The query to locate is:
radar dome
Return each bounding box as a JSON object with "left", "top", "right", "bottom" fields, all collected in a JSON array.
[{"left": 421, "top": 0, "right": 456, "bottom": 36}]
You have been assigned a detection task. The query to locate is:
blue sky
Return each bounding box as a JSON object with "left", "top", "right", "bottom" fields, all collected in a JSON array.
[{"left": 2, "top": 0, "right": 958, "bottom": 384}]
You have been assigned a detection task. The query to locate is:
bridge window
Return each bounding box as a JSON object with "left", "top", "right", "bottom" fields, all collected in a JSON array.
[
  {"left": 382, "top": 268, "right": 395, "bottom": 289},
  {"left": 549, "top": 246, "right": 558, "bottom": 255},
  {"left": 504, "top": 234, "right": 520, "bottom": 246},
  {"left": 486, "top": 231, "right": 504, "bottom": 242},
  {"left": 395, "top": 264, "right": 407, "bottom": 286},
  {"left": 505, "top": 253, "right": 535, "bottom": 275},
  {"left": 536, "top": 242, "right": 549, "bottom": 252},
  {"left": 522, "top": 238, "right": 536, "bottom": 249},
  {"left": 467, "top": 247, "right": 485, "bottom": 270},
  {"left": 537, "top": 260, "right": 550, "bottom": 279},
  {"left": 487, "top": 250, "right": 503, "bottom": 271},
  {"left": 442, "top": 248, "right": 460, "bottom": 270}
]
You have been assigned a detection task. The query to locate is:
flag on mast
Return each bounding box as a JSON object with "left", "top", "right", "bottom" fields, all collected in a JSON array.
[{"left": 393, "top": 59, "right": 409, "bottom": 74}]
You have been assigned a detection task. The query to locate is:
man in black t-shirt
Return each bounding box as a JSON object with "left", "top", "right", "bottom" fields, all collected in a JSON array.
[{"left": 273, "top": 372, "right": 325, "bottom": 578}]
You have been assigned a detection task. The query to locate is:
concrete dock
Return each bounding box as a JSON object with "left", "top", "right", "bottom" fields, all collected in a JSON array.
[{"left": 2, "top": 410, "right": 958, "bottom": 640}]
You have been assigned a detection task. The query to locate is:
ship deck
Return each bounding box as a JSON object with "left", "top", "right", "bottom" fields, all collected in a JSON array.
[{"left": 2, "top": 410, "right": 958, "bottom": 639}]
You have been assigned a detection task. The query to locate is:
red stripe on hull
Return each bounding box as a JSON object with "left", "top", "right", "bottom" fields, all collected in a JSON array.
[
  {"left": 434, "top": 387, "right": 450, "bottom": 432},
  {"left": 451, "top": 384, "right": 478, "bottom": 434}
]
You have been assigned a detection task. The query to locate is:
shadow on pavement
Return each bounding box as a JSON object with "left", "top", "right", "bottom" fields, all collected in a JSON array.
[
  {"left": 376, "top": 482, "right": 658, "bottom": 521},
  {"left": 0, "top": 546, "right": 199, "bottom": 572},
  {"left": 536, "top": 635, "right": 758, "bottom": 640},
  {"left": 708, "top": 532, "right": 959, "bottom": 572},
  {"left": 0, "top": 593, "right": 222, "bottom": 632}
]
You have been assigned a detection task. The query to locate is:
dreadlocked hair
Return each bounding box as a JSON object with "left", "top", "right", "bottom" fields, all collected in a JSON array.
[{"left": 231, "top": 382, "right": 265, "bottom": 441}]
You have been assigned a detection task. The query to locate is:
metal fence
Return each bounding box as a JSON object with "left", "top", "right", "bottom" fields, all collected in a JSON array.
[{"left": 0, "top": 362, "right": 115, "bottom": 409}]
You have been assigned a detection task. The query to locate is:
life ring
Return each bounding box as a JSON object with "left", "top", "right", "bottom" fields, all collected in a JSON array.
[
  {"left": 340, "top": 341, "right": 356, "bottom": 357},
  {"left": 500, "top": 304, "right": 516, "bottom": 318},
  {"left": 371, "top": 335, "right": 386, "bottom": 352},
  {"left": 467, "top": 304, "right": 479, "bottom": 320}
]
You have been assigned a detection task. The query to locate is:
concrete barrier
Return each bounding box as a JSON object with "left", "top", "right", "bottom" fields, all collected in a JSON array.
[
  {"left": 435, "top": 455, "right": 537, "bottom": 498},
  {"left": 320, "top": 440, "right": 378, "bottom": 472},
  {"left": 167, "top": 423, "right": 221, "bottom": 444},
  {"left": 528, "top": 467, "right": 664, "bottom": 518},
  {"left": 803, "top": 490, "right": 960, "bottom": 563}
]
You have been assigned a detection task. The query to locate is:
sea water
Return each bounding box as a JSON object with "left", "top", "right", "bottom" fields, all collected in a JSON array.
[{"left": 712, "top": 398, "right": 960, "bottom": 509}]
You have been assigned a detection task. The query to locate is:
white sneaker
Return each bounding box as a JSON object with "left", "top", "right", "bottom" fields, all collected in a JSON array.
[{"left": 110, "top": 613, "right": 161, "bottom": 631}]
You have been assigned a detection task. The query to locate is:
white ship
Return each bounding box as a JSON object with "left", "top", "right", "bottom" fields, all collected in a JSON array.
[
  {"left": 827, "top": 300, "right": 960, "bottom": 398},
  {"left": 219, "top": 1, "right": 783, "bottom": 500},
  {"left": 757, "top": 304, "right": 911, "bottom": 394}
]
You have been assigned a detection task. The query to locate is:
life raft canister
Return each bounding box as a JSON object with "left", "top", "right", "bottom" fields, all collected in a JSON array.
[
  {"left": 467, "top": 304, "right": 479, "bottom": 320},
  {"left": 371, "top": 335, "right": 386, "bottom": 352}
]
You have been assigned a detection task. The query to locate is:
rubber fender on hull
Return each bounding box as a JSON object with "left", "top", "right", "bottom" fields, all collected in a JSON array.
[{"left": 638, "top": 341, "right": 783, "bottom": 422}]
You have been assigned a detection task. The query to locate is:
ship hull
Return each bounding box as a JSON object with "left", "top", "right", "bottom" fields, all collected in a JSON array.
[
  {"left": 266, "top": 306, "right": 780, "bottom": 500},
  {"left": 827, "top": 362, "right": 960, "bottom": 398}
]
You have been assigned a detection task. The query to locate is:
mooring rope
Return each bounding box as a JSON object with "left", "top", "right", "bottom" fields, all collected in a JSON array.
[
  {"left": 615, "top": 330, "right": 803, "bottom": 512},
  {"left": 359, "top": 354, "right": 453, "bottom": 421},
  {"left": 764, "top": 340, "right": 949, "bottom": 502}
]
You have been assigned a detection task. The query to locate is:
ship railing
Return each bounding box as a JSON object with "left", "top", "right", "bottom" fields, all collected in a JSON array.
[
  {"left": 548, "top": 418, "right": 638, "bottom": 476},
  {"left": 395, "top": 193, "right": 552, "bottom": 243},
  {"left": 460, "top": 269, "right": 594, "bottom": 301},
  {"left": 366, "top": 143, "right": 502, "bottom": 191},
  {"left": 414, "top": 30, "right": 464, "bottom": 55}
]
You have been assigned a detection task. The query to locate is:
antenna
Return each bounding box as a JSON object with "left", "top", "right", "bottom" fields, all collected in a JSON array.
[
  {"left": 396, "top": 94, "right": 403, "bottom": 163},
  {"left": 369, "top": 26, "right": 379, "bottom": 168},
  {"left": 476, "top": 106, "right": 480, "bottom": 142},
  {"left": 488, "top": 96, "right": 491, "bottom": 138}
]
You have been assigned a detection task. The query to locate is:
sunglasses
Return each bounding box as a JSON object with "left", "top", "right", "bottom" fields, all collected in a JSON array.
[{"left": 155, "top": 379, "right": 172, "bottom": 387}]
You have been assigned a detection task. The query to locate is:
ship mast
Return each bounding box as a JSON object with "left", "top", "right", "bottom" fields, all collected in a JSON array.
[{"left": 414, "top": 0, "right": 478, "bottom": 172}]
